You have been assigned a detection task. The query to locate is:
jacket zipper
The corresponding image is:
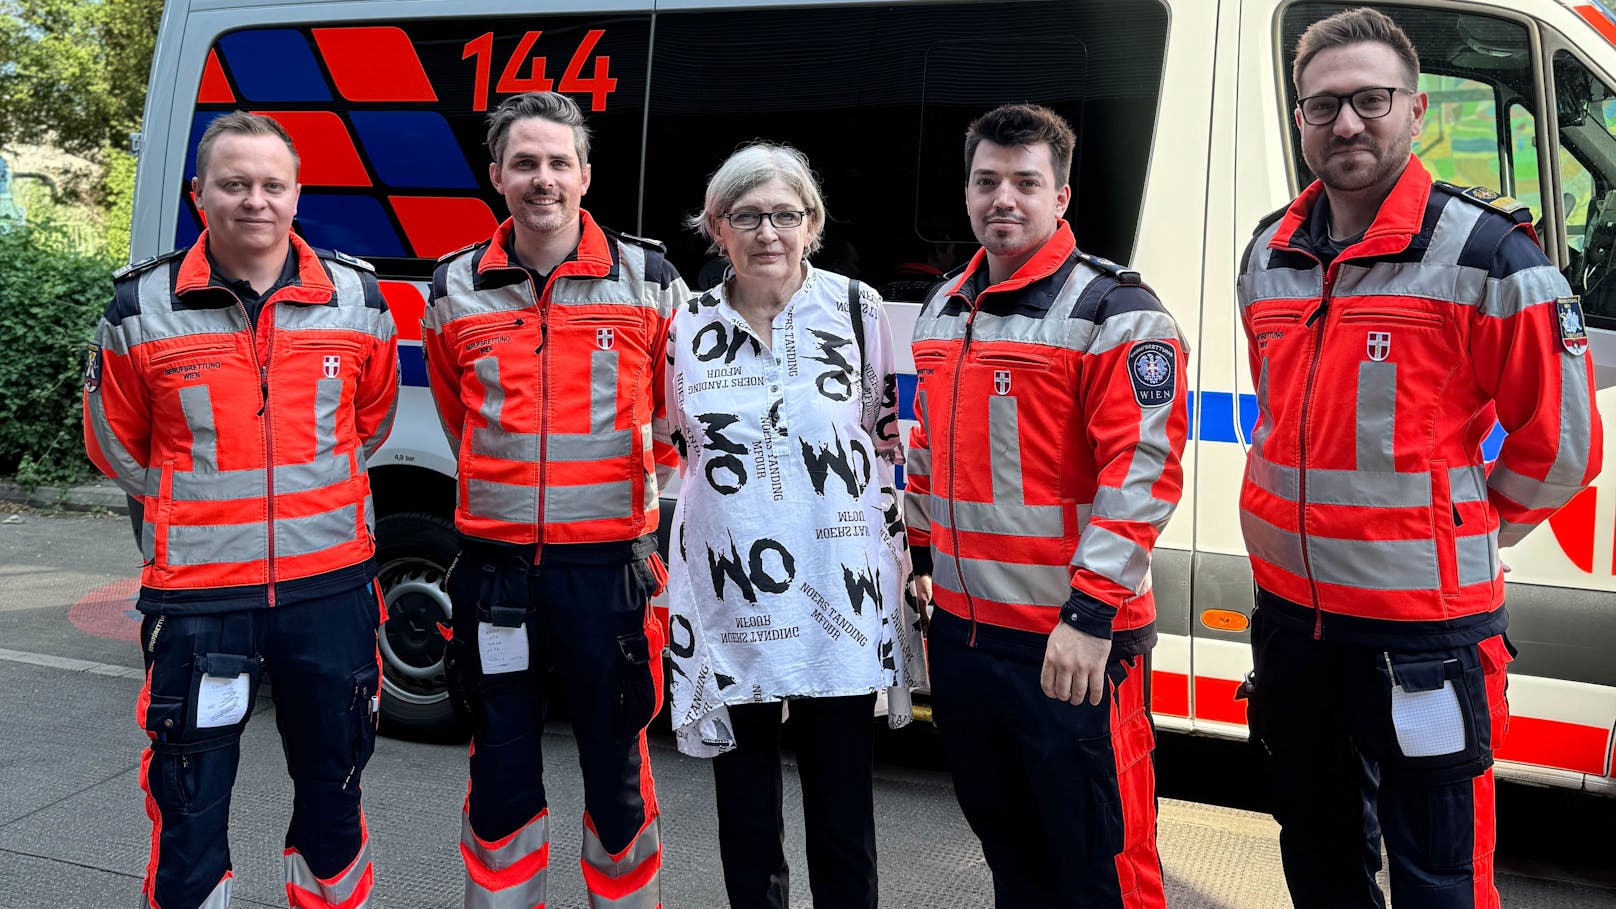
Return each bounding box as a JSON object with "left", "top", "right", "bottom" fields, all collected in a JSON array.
[
  {"left": 240, "top": 296, "right": 277, "bottom": 608},
  {"left": 531, "top": 277, "right": 550, "bottom": 566},
  {"left": 1299, "top": 263, "right": 1331, "bottom": 638},
  {"left": 947, "top": 302, "right": 980, "bottom": 645}
]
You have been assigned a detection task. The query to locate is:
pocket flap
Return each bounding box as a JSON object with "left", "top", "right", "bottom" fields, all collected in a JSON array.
[
  {"left": 1392, "top": 658, "right": 1453, "bottom": 693},
  {"left": 195, "top": 652, "right": 260, "bottom": 678}
]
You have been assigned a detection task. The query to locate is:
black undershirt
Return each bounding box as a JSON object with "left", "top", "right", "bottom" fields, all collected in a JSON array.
[{"left": 206, "top": 246, "right": 299, "bottom": 329}]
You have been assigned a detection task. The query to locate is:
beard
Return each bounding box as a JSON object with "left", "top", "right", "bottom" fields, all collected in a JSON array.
[
  {"left": 1306, "top": 130, "right": 1411, "bottom": 194},
  {"left": 514, "top": 195, "right": 574, "bottom": 236}
]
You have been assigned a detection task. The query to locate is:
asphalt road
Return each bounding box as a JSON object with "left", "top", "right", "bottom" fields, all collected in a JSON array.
[{"left": 3, "top": 507, "right": 1613, "bottom": 908}]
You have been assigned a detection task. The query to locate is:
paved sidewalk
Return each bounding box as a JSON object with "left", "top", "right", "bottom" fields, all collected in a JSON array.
[{"left": 0, "top": 477, "right": 128, "bottom": 514}]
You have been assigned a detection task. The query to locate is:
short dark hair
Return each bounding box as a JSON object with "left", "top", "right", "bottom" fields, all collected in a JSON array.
[
  {"left": 1293, "top": 7, "right": 1420, "bottom": 92},
  {"left": 964, "top": 104, "right": 1076, "bottom": 185},
  {"left": 485, "top": 92, "right": 592, "bottom": 166},
  {"left": 195, "top": 111, "right": 299, "bottom": 180}
]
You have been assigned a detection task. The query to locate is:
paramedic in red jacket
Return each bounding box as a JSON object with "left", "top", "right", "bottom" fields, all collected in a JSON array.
[
  {"left": 83, "top": 111, "right": 398, "bottom": 909},
  {"left": 906, "top": 103, "right": 1187, "bottom": 909},
  {"left": 420, "top": 92, "right": 684, "bottom": 909},
  {"left": 1237, "top": 9, "right": 1602, "bottom": 909}
]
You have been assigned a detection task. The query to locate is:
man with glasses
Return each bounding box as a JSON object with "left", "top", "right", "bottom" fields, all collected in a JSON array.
[
  {"left": 421, "top": 91, "right": 686, "bottom": 909},
  {"left": 907, "top": 102, "right": 1186, "bottom": 909},
  {"left": 1237, "top": 8, "right": 1600, "bottom": 907}
]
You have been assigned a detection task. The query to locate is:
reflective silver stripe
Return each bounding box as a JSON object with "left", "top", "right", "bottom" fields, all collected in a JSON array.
[
  {"left": 1431, "top": 195, "right": 1487, "bottom": 263},
  {"left": 932, "top": 551, "right": 1070, "bottom": 607},
  {"left": 462, "top": 809, "right": 550, "bottom": 909},
  {"left": 165, "top": 521, "right": 269, "bottom": 567},
  {"left": 475, "top": 431, "right": 541, "bottom": 463},
  {"left": 85, "top": 383, "right": 145, "bottom": 496},
  {"left": 315, "top": 378, "right": 343, "bottom": 456},
  {"left": 582, "top": 818, "right": 661, "bottom": 909},
  {"left": 1309, "top": 536, "right": 1439, "bottom": 591},
  {"left": 914, "top": 388, "right": 929, "bottom": 435},
  {"left": 275, "top": 505, "right": 359, "bottom": 559},
  {"left": 441, "top": 256, "right": 478, "bottom": 299},
  {"left": 1497, "top": 516, "right": 1534, "bottom": 549},
  {"left": 592, "top": 349, "right": 618, "bottom": 433},
  {"left": 582, "top": 817, "right": 660, "bottom": 880},
  {"left": 164, "top": 455, "right": 352, "bottom": 502},
  {"left": 469, "top": 357, "right": 508, "bottom": 461},
  {"left": 548, "top": 481, "right": 633, "bottom": 523},
  {"left": 1091, "top": 486, "right": 1175, "bottom": 529},
  {"left": 364, "top": 388, "right": 397, "bottom": 460},
  {"left": 1070, "top": 525, "right": 1152, "bottom": 595},
  {"left": 1253, "top": 358, "right": 1273, "bottom": 456},
  {"left": 930, "top": 497, "right": 1065, "bottom": 537},
  {"left": 1546, "top": 353, "right": 1595, "bottom": 489},
  {"left": 1456, "top": 531, "right": 1498, "bottom": 588},
  {"left": 1332, "top": 260, "right": 1486, "bottom": 309},
  {"left": 906, "top": 447, "right": 930, "bottom": 476},
  {"left": 904, "top": 488, "right": 932, "bottom": 535},
  {"left": 179, "top": 385, "right": 217, "bottom": 473},
  {"left": 1450, "top": 465, "right": 1488, "bottom": 503},
  {"left": 362, "top": 492, "right": 374, "bottom": 535},
  {"left": 1240, "top": 512, "right": 1307, "bottom": 578},
  {"left": 275, "top": 307, "right": 391, "bottom": 335},
  {"left": 1479, "top": 266, "right": 1567, "bottom": 319},
  {"left": 1086, "top": 310, "right": 1185, "bottom": 355},
  {"left": 1490, "top": 461, "right": 1583, "bottom": 515},
  {"left": 285, "top": 841, "right": 371, "bottom": 907},
  {"left": 466, "top": 479, "right": 539, "bottom": 525},
  {"left": 1355, "top": 361, "right": 1396, "bottom": 473},
  {"left": 988, "top": 396, "right": 1023, "bottom": 505},
  {"left": 436, "top": 284, "right": 532, "bottom": 325},
  {"left": 1076, "top": 503, "right": 1091, "bottom": 535},
  {"left": 141, "top": 521, "right": 156, "bottom": 562},
  {"left": 1245, "top": 454, "right": 1434, "bottom": 507},
  {"left": 550, "top": 430, "right": 633, "bottom": 462}
]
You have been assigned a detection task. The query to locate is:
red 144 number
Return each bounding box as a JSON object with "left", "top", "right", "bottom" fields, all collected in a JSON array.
[{"left": 462, "top": 29, "right": 617, "bottom": 112}]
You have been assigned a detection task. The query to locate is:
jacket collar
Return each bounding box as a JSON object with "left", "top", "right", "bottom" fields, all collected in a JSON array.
[
  {"left": 475, "top": 208, "right": 619, "bottom": 288},
  {"left": 175, "top": 231, "right": 335, "bottom": 306},
  {"left": 944, "top": 220, "right": 1077, "bottom": 305},
  {"left": 1271, "top": 154, "right": 1431, "bottom": 261}
]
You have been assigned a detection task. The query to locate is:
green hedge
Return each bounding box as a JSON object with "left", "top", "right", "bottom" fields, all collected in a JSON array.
[{"left": 0, "top": 223, "right": 113, "bottom": 487}]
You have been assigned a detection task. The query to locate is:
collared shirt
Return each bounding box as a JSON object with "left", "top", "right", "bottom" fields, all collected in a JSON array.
[
  {"left": 664, "top": 263, "right": 927, "bottom": 757},
  {"left": 205, "top": 245, "right": 299, "bottom": 328}
]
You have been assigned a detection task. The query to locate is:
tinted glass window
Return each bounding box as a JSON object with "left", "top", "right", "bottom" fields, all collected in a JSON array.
[{"left": 644, "top": 1, "right": 1168, "bottom": 299}]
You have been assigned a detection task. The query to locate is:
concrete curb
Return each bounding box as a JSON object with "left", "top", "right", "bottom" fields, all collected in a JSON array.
[{"left": 0, "top": 478, "right": 129, "bottom": 514}]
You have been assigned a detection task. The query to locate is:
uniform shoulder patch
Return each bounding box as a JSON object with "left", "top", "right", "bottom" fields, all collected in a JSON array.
[
  {"left": 1436, "top": 181, "right": 1533, "bottom": 223},
  {"left": 606, "top": 228, "right": 668, "bottom": 255},
  {"left": 1127, "top": 340, "right": 1177, "bottom": 407},
  {"left": 319, "top": 248, "right": 375, "bottom": 272},
  {"left": 1557, "top": 296, "right": 1589, "bottom": 356},
  {"left": 1074, "top": 250, "right": 1141, "bottom": 285},
  {"left": 436, "top": 241, "right": 485, "bottom": 264},
  {"left": 112, "top": 248, "right": 185, "bottom": 281}
]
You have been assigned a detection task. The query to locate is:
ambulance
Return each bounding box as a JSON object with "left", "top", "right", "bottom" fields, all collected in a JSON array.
[{"left": 133, "top": 0, "right": 1616, "bottom": 792}]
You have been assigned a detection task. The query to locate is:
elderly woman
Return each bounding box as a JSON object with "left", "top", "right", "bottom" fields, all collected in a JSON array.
[{"left": 664, "top": 142, "right": 926, "bottom": 909}]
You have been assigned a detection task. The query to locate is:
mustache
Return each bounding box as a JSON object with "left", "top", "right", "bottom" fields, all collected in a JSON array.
[{"left": 1327, "top": 137, "right": 1376, "bottom": 153}]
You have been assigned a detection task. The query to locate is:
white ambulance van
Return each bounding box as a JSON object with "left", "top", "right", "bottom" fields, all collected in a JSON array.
[{"left": 134, "top": 0, "right": 1616, "bottom": 792}]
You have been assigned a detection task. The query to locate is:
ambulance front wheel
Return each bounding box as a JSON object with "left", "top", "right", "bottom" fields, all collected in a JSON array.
[{"left": 375, "top": 510, "right": 468, "bottom": 742}]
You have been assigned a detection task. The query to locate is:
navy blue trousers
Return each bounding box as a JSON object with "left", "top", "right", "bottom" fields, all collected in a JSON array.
[{"left": 136, "top": 582, "right": 381, "bottom": 909}]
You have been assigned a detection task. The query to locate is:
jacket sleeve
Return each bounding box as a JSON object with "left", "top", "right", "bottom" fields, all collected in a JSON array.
[
  {"left": 1471, "top": 228, "right": 1603, "bottom": 548},
  {"left": 647, "top": 263, "right": 689, "bottom": 491},
  {"left": 356, "top": 273, "right": 400, "bottom": 460},
  {"left": 903, "top": 311, "right": 934, "bottom": 577},
  {"left": 82, "top": 302, "right": 151, "bottom": 500},
  {"left": 421, "top": 264, "right": 468, "bottom": 453},
  {"left": 1064, "top": 287, "right": 1190, "bottom": 638}
]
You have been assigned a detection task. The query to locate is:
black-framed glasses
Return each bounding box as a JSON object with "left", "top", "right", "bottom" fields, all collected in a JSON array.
[
  {"left": 723, "top": 210, "right": 807, "bottom": 230},
  {"left": 1296, "top": 87, "right": 1412, "bottom": 126}
]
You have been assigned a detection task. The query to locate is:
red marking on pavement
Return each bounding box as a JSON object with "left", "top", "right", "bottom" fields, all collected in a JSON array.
[{"left": 68, "top": 578, "right": 142, "bottom": 642}]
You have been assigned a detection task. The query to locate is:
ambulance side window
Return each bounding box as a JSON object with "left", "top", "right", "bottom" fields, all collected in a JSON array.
[{"left": 1551, "top": 49, "right": 1616, "bottom": 325}]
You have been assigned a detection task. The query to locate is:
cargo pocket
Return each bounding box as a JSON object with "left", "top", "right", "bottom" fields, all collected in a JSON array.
[
  {"left": 185, "top": 652, "right": 262, "bottom": 734},
  {"left": 614, "top": 628, "right": 657, "bottom": 741},
  {"left": 346, "top": 662, "right": 381, "bottom": 788},
  {"left": 1478, "top": 634, "right": 1514, "bottom": 750}
]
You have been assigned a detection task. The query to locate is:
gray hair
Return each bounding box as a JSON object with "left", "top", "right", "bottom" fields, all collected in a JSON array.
[
  {"left": 687, "top": 142, "right": 827, "bottom": 256},
  {"left": 485, "top": 92, "right": 592, "bottom": 166}
]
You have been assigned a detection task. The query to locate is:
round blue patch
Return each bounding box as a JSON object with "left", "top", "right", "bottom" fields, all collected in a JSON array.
[{"left": 1127, "top": 341, "right": 1175, "bottom": 407}]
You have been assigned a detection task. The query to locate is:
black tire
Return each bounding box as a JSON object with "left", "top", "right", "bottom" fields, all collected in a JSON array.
[{"left": 375, "top": 511, "right": 467, "bottom": 742}]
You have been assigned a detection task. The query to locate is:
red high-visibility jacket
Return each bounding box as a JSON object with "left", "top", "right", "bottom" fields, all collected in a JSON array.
[
  {"left": 906, "top": 222, "right": 1189, "bottom": 647},
  {"left": 83, "top": 232, "right": 399, "bottom": 611},
  {"left": 1237, "top": 156, "right": 1602, "bottom": 644},
  {"left": 421, "top": 211, "right": 685, "bottom": 548}
]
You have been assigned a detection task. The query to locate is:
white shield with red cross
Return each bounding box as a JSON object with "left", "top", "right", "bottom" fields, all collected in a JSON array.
[
  {"left": 1367, "top": 331, "right": 1391, "bottom": 362},
  {"left": 993, "top": 369, "right": 1011, "bottom": 396},
  {"left": 323, "top": 355, "right": 341, "bottom": 379},
  {"left": 597, "top": 328, "right": 615, "bottom": 350}
]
